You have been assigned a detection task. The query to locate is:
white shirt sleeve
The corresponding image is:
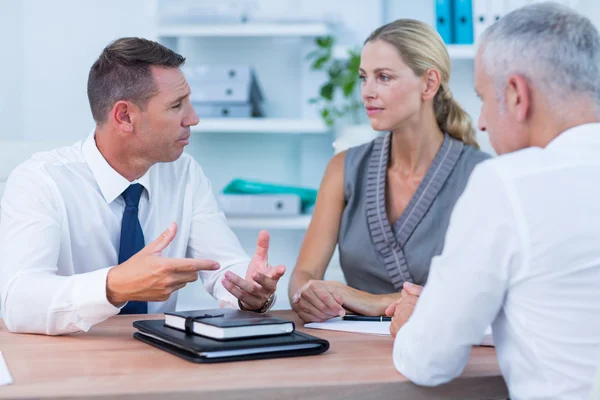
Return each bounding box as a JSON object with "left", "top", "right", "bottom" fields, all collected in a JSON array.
[
  {"left": 186, "top": 162, "right": 251, "bottom": 308},
  {"left": 393, "top": 161, "right": 523, "bottom": 386},
  {"left": 0, "top": 165, "right": 120, "bottom": 335}
]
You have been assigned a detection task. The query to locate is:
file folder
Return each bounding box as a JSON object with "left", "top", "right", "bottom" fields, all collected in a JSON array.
[
  {"left": 133, "top": 319, "right": 329, "bottom": 363},
  {"left": 435, "top": 0, "right": 453, "bottom": 44},
  {"left": 453, "top": 0, "right": 475, "bottom": 44}
]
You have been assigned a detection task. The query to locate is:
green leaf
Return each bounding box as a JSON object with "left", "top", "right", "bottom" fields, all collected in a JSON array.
[
  {"left": 312, "top": 54, "right": 330, "bottom": 70},
  {"left": 342, "top": 80, "right": 356, "bottom": 98},
  {"left": 316, "top": 35, "right": 335, "bottom": 49},
  {"left": 308, "top": 97, "right": 319, "bottom": 104},
  {"left": 320, "top": 83, "right": 335, "bottom": 101}
]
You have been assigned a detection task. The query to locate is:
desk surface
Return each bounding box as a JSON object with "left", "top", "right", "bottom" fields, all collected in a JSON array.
[{"left": 0, "top": 311, "right": 508, "bottom": 400}]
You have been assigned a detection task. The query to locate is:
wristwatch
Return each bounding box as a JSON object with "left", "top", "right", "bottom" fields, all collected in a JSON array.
[{"left": 238, "top": 293, "right": 276, "bottom": 314}]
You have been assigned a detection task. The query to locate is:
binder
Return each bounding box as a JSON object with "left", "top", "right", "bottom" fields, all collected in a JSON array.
[
  {"left": 435, "top": 0, "right": 453, "bottom": 44},
  {"left": 195, "top": 103, "right": 252, "bottom": 118},
  {"left": 217, "top": 194, "right": 301, "bottom": 216},
  {"left": 133, "top": 319, "right": 330, "bottom": 363},
  {"left": 454, "top": 0, "right": 475, "bottom": 44},
  {"left": 222, "top": 179, "right": 318, "bottom": 211},
  {"left": 489, "top": 0, "right": 506, "bottom": 25},
  {"left": 182, "top": 65, "right": 252, "bottom": 83},
  {"left": 473, "top": 0, "right": 491, "bottom": 42}
]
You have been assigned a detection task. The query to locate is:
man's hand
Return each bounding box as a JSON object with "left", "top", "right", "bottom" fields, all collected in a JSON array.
[
  {"left": 106, "top": 222, "right": 220, "bottom": 306},
  {"left": 221, "top": 230, "right": 286, "bottom": 311},
  {"left": 291, "top": 280, "right": 346, "bottom": 323},
  {"left": 386, "top": 282, "right": 423, "bottom": 337}
]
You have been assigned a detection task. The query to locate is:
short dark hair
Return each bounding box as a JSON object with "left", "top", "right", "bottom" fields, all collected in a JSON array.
[{"left": 87, "top": 37, "right": 186, "bottom": 124}]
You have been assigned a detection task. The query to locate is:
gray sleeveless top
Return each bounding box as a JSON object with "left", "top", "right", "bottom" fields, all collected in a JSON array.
[{"left": 338, "top": 132, "right": 491, "bottom": 294}]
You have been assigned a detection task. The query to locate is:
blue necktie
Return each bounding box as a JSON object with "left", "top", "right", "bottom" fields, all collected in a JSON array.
[{"left": 118, "top": 184, "right": 147, "bottom": 315}]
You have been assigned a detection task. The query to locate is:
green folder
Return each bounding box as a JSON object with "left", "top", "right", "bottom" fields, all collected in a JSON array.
[{"left": 222, "top": 179, "right": 318, "bottom": 211}]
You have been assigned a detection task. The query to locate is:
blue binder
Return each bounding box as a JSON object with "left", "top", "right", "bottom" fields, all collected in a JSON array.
[
  {"left": 453, "top": 0, "right": 474, "bottom": 44},
  {"left": 435, "top": 0, "right": 453, "bottom": 44}
]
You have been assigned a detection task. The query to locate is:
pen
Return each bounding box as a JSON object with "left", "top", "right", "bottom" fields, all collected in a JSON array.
[{"left": 342, "top": 315, "right": 392, "bottom": 322}]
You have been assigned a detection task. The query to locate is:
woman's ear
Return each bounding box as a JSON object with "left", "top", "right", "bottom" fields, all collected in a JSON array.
[{"left": 423, "top": 68, "right": 442, "bottom": 101}]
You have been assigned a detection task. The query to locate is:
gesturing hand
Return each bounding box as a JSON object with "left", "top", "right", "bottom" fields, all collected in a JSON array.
[
  {"left": 106, "top": 222, "right": 220, "bottom": 305},
  {"left": 222, "top": 230, "right": 286, "bottom": 311}
]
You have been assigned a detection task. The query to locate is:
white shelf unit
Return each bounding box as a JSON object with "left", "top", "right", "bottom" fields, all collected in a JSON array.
[
  {"left": 334, "top": 44, "right": 477, "bottom": 61},
  {"left": 447, "top": 44, "right": 476, "bottom": 59},
  {"left": 158, "top": 23, "right": 329, "bottom": 38},
  {"left": 226, "top": 215, "right": 312, "bottom": 229},
  {"left": 191, "top": 118, "right": 329, "bottom": 134}
]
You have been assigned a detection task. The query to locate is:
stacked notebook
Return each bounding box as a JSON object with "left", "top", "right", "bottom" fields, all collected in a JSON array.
[{"left": 133, "top": 309, "right": 329, "bottom": 363}]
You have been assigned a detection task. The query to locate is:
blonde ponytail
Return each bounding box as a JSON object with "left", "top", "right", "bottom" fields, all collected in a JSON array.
[
  {"left": 366, "top": 19, "right": 480, "bottom": 149},
  {"left": 434, "top": 84, "right": 478, "bottom": 148}
]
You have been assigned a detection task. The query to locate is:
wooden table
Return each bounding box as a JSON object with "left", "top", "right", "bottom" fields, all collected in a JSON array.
[{"left": 0, "top": 311, "right": 508, "bottom": 399}]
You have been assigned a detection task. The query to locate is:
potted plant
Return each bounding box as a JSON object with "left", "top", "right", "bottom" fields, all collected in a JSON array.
[{"left": 307, "top": 35, "right": 380, "bottom": 153}]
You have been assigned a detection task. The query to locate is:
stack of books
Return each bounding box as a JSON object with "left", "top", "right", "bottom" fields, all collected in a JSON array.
[
  {"left": 182, "top": 64, "right": 264, "bottom": 119},
  {"left": 133, "top": 309, "right": 329, "bottom": 363}
]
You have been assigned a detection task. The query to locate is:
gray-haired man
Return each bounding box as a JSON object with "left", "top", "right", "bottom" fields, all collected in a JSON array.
[{"left": 387, "top": 3, "right": 600, "bottom": 399}]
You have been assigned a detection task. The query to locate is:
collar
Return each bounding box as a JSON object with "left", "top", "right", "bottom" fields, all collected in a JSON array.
[
  {"left": 546, "top": 122, "right": 600, "bottom": 149},
  {"left": 82, "top": 132, "right": 152, "bottom": 204}
]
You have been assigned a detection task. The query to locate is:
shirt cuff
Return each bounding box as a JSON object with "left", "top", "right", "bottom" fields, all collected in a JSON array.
[{"left": 71, "top": 266, "right": 121, "bottom": 331}]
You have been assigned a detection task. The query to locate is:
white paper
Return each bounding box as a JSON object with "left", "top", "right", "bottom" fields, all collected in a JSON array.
[
  {"left": 0, "top": 352, "right": 13, "bottom": 386},
  {"left": 305, "top": 317, "right": 391, "bottom": 336},
  {"left": 305, "top": 318, "right": 495, "bottom": 347}
]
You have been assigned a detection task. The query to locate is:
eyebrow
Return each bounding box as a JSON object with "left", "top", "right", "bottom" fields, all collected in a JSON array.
[
  {"left": 169, "top": 91, "right": 190, "bottom": 106},
  {"left": 358, "top": 67, "right": 394, "bottom": 74}
]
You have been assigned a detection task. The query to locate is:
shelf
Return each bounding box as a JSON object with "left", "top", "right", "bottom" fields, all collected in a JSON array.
[
  {"left": 447, "top": 45, "right": 476, "bottom": 59},
  {"left": 191, "top": 118, "right": 330, "bottom": 134},
  {"left": 226, "top": 215, "right": 312, "bottom": 229},
  {"left": 158, "top": 23, "right": 329, "bottom": 38}
]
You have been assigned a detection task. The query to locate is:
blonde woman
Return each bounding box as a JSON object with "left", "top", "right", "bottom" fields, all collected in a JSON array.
[{"left": 289, "top": 19, "right": 491, "bottom": 323}]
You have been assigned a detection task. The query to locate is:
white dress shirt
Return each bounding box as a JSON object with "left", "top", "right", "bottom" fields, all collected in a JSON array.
[
  {"left": 393, "top": 123, "right": 600, "bottom": 400},
  {"left": 0, "top": 133, "right": 250, "bottom": 335}
]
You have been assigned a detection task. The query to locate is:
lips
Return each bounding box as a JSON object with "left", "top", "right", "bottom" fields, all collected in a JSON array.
[{"left": 365, "top": 106, "right": 384, "bottom": 116}]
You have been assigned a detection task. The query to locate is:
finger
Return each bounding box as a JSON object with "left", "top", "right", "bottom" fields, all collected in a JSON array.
[
  {"left": 297, "top": 311, "right": 324, "bottom": 323},
  {"left": 167, "top": 258, "right": 220, "bottom": 272},
  {"left": 252, "top": 272, "right": 277, "bottom": 294},
  {"left": 319, "top": 288, "right": 345, "bottom": 316},
  {"left": 169, "top": 272, "right": 199, "bottom": 286},
  {"left": 144, "top": 222, "right": 177, "bottom": 255},
  {"left": 224, "top": 271, "right": 264, "bottom": 297},
  {"left": 300, "top": 288, "right": 340, "bottom": 317},
  {"left": 296, "top": 297, "right": 333, "bottom": 321},
  {"left": 266, "top": 265, "right": 286, "bottom": 280},
  {"left": 403, "top": 282, "right": 423, "bottom": 296},
  {"left": 390, "top": 321, "right": 400, "bottom": 337},
  {"left": 253, "top": 230, "right": 270, "bottom": 261},
  {"left": 385, "top": 302, "right": 397, "bottom": 317}
]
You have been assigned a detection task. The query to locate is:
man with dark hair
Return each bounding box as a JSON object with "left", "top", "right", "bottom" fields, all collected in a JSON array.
[{"left": 0, "top": 37, "right": 284, "bottom": 335}]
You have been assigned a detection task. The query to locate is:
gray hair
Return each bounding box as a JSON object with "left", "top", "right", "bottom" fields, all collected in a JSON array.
[{"left": 479, "top": 2, "right": 600, "bottom": 106}]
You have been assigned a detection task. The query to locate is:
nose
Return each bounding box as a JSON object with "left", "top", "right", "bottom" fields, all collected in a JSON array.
[
  {"left": 184, "top": 104, "right": 200, "bottom": 127},
  {"left": 361, "top": 79, "right": 376, "bottom": 102}
]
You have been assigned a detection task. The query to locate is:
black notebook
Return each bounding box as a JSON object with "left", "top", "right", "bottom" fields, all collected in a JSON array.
[
  {"left": 133, "top": 319, "right": 329, "bottom": 363},
  {"left": 164, "top": 309, "right": 295, "bottom": 340}
]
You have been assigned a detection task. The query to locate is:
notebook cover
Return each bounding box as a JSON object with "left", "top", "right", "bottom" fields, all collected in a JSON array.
[
  {"left": 165, "top": 309, "right": 294, "bottom": 329},
  {"left": 133, "top": 319, "right": 329, "bottom": 363}
]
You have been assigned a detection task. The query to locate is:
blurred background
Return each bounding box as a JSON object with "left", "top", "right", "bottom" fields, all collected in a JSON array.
[{"left": 0, "top": 0, "right": 595, "bottom": 310}]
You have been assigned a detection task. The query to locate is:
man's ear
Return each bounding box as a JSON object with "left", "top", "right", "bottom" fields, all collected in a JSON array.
[
  {"left": 422, "top": 68, "right": 441, "bottom": 101},
  {"left": 505, "top": 74, "right": 531, "bottom": 122},
  {"left": 111, "top": 101, "right": 138, "bottom": 134}
]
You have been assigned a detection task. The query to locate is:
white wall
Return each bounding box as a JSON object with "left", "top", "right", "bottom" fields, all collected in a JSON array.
[
  {"left": 18, "top": 0, "right": 157, "bottom": 143},
  {"left": 0, "top": 0, "right": 24, "bottom": 141}
]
